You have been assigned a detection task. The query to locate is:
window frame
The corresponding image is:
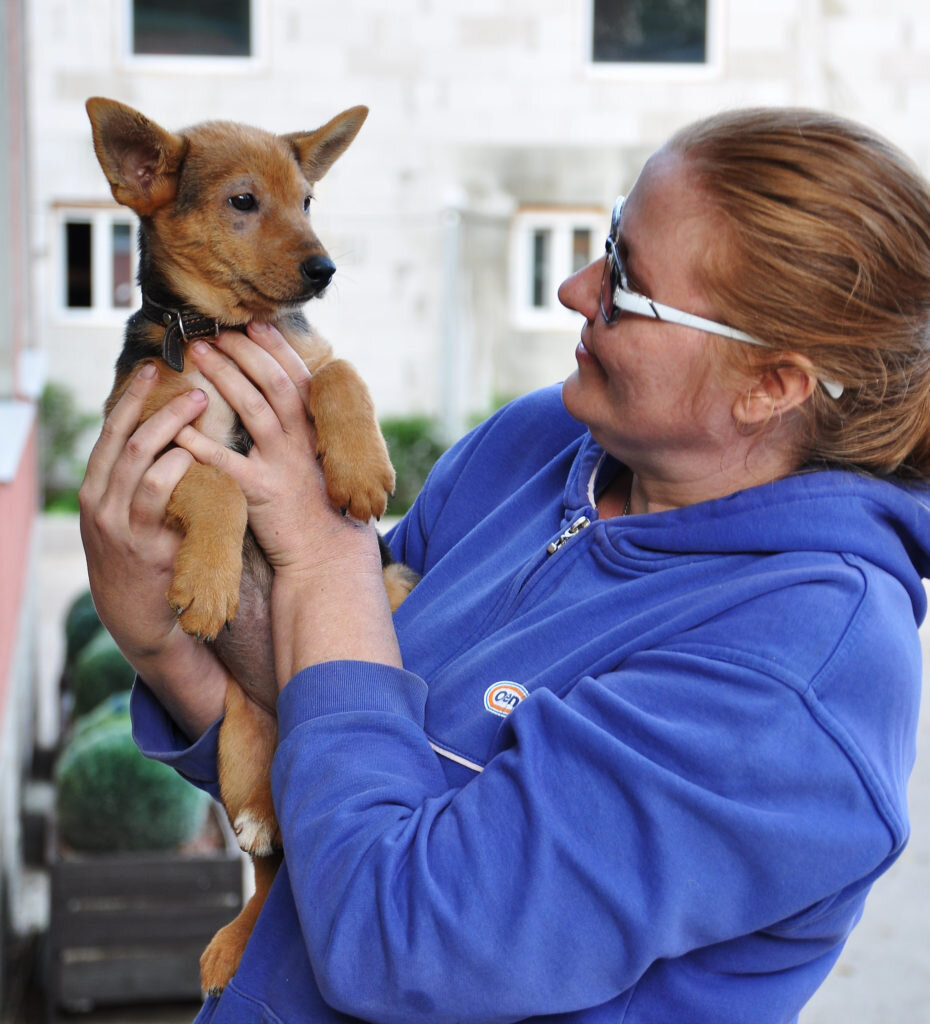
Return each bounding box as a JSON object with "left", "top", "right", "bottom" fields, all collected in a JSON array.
[
  {"left": 55, "top": 205, "right": 140, "bottom": 323},
  {"left": 120, "top": 0, "right": 265, "bottom": 72},
  {"left": 509, "top": 206, "right": 607, "bottom": 331},
  {"left": 584, "top": 0, "right": 724, "bottom": 80}
]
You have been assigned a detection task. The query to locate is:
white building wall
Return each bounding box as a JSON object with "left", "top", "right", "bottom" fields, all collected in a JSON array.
[{"left": 26, "top": 0, "right": 930, "bottom": 431}]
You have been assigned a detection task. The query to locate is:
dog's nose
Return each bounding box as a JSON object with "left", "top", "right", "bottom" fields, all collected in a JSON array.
[{"left": 301, "top": 255, "right": 336, "bottom": 292}]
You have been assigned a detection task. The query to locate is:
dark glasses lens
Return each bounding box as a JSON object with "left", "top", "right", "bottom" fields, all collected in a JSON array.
[
  {"left": 599, "top": 196, "right": 626, "bottom": 324},
  {"left": 600, "top": 239, "right": 622, "bottom": 324}
]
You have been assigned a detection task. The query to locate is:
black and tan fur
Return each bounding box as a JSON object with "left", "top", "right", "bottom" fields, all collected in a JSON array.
[{"left": 86, "top": 97, "right": 416, "bottom": 994}]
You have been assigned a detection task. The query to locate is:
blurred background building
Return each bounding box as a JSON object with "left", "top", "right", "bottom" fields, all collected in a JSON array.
[
  {"left": 4, "top": 0, "right": 930, "bottom": 1017},
  {"left": 26, "top": 0, "right": 930, "bottom": 441}
]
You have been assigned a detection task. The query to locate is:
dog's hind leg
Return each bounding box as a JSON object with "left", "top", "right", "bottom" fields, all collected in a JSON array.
[
  {"left": 200, "top": 849, "right": 283, "bottom": 995},
  {"left": 218, "top": 681, "right": 280, "bottom": 856},
  {"left": 199, "top": 682, "right": 281, "bottom": 994}
]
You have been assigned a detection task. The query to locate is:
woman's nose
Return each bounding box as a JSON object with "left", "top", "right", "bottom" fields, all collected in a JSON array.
[{"left": 558, "top": 256, "right": 605, "bottom": 321}]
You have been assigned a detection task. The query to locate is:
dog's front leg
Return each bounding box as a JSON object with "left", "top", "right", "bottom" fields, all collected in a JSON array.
[
  {"left": 307, "top": 359, "right": 396, "bottom": 521},
  {"left": 166, "top": 464, "right": 247, "bottom": 640}
]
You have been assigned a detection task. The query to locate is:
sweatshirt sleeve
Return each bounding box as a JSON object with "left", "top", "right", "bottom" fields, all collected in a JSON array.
[
  {"left": 130, "top": 677, "right": 223, "bottom": 800},
  {"left": 271, "top": 649, "right": 898, "bottom": 1024}
]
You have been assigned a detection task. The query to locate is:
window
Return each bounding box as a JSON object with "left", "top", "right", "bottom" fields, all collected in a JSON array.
[
  {"left": 61, "top": 210, "right": 138, "bottom": 316},
  {"left": 132, "top": 0, "right": 251, "bottom": 57},
  {"left": 591, "top": 0, "right": 708, "bottom": 64},
  {"left": 511, "top": 208, "right": 605, "bottom": 328}
]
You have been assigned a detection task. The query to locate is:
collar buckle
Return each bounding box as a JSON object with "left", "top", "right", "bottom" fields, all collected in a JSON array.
[{"left": 141, "top": 295, "right": 220, "bottom": 373}]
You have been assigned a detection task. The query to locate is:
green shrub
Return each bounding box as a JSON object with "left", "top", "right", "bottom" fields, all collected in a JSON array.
[
  {"left": 71, "top": 629, "right": 136, "bottom": 718},
  {"left": 55, "top": 697, "right": 209, "bottom": 852},
  {"left": 64, "top": 590, "right": 103, "bottom": 668},
  {"left": 381, "top": 416, "right": 447, "bottom": 516},
  {"left": 71, "top": 690, "right": 132, "bottom": 742},
  {"left": 39, "top": 381, "right": 97, "bottom": 511}
]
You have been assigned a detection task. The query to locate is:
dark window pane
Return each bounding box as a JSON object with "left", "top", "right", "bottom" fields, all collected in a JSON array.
[
  {"left": 66, "top": 222, "right": 92, "bottom": 308},
  {"left": 133, "top": 0, "right": 251, "bottom": 56},
  {"left": 531, "top": 229, "right": 551, "bottom": 308},
  {"left": 593, "top": 0, "right": 707, "bottom": 63}
]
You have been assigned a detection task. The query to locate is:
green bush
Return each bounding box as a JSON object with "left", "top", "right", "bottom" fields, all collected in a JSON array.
[
  {"left": 39, "top": 381, "right": 97, "bottom": 511},
  {"left": 381, "top": 416, "right": 447, "bottom": 516},
  {"left": 71, "top": 629, "right": 136, "bottom": 717},
  {"left": 55, "top": 696, "right": 209, "bottom": 852},
  {"left": 72, "top": 690, "right": 133, "bottom": 739},
  {"left": 64, "top": 590, "right": 103, "bottom": 669}
]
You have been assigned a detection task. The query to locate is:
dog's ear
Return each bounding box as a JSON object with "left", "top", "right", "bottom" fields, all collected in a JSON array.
[
  {"left": 85, "top": 97, "right": 188, "bottom": 216},
  {"left": 284, "top": 106, "right": 369, "bottom": 184}
]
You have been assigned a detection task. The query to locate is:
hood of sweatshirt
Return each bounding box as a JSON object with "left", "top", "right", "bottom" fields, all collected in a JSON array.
[{"left": 564, "top": 434, "right": 930, "bottom": 625}]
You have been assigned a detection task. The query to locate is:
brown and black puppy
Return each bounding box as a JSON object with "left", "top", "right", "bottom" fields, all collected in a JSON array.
[{"left": 86, "top": 97, "right": 416, "bottom": 993}]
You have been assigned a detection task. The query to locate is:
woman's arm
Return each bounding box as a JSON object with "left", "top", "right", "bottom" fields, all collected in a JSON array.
[{"left": 78, "top": 365, "right": 229, "bottom": 739}]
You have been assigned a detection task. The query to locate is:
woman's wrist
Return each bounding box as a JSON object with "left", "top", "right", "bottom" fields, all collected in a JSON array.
[
  {"left": 129, "top": 627, "right": 229, "bottom": 741},
  {"left": 271, "top": 533, "right": 403, "bottom": 687}
]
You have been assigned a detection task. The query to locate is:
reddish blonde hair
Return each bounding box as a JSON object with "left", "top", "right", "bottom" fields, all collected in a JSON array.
[{"left": 670, "top": 108, "right": 930, "bottom": 479}]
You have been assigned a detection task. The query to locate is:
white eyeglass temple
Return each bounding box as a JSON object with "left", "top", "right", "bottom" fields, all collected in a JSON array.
[{"left": 614, "top": 289, "right": 845, "bottom": 399}]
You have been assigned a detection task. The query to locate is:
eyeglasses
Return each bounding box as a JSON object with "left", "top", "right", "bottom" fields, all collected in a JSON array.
[{"left": 600, "top": 196, "right": 844, "bottom": 400}]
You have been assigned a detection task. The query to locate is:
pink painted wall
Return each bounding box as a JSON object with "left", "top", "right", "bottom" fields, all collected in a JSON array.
[{"left": 0, "top": 423, "right": 38, "bottom": 708}]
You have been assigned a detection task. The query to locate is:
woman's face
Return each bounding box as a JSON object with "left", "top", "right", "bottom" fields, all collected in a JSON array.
[{"left": 560, "top": 147, "right": 750, "bottom": 474}]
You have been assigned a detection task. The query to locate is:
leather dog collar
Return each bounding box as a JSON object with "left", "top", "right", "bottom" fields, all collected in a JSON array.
[{"left": 140, "top": 294, "right": 220, "bottom": 372}]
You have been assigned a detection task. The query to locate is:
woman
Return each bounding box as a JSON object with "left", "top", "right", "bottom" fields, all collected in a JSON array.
[{"left": 80, "top": 108, "right": 930, "bottom": 1023}]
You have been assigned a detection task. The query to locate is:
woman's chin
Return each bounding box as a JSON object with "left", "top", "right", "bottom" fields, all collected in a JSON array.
[{"left": 561, "top": 372, "right": 591, "bottom": 423}]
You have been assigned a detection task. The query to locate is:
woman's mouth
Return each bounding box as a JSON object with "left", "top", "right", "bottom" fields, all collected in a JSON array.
[
  {"left": 576, "top": 338, "right": 597, "bottom": 365},
  {"left": 575, "top": 336, "right": 608, "bottom": 381}
]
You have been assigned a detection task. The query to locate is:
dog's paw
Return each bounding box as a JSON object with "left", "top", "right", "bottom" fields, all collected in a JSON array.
[
  {"left": 200, "top": 921, "right": 249, "bottom": 997},
  {"left": 232, "top": 810, "right": 280, "bottom": 857},
  {"left": 319, "top": 445, "right": 396, "bottom": 522},
  {"left": 168, "top": 557, "right": 241, "bottom": 641}
]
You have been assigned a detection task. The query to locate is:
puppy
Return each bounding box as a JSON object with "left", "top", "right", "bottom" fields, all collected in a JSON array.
[{"left": 86, "top": 97, "right": 416, "bottom": 994}]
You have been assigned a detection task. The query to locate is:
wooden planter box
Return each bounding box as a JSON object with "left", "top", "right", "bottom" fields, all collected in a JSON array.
[{"left": 44, "top": 804, "right": 244, "bottom": 1016}]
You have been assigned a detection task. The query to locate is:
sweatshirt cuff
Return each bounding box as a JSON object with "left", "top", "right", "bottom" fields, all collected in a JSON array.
[
  {"left": 277, "top": 660, "right": 428, "bottom": 742},
  {"left": 130, "top": 676, "right": 223, "bottom": 793}
]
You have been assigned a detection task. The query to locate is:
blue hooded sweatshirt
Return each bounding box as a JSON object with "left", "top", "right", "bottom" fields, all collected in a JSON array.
[{"left": 133, "top": 384, "right": 930, "bottom": 1023}]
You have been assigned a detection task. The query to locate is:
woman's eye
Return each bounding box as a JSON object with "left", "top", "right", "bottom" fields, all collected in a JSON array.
[
  {"left": 229, "top": 193, "right": 257, "bottom": 212},
  {"left": 303, "top": 195, "right": 312, "bottom": 213}
]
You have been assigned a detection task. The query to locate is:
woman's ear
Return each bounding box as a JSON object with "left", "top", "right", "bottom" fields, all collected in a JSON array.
[{"left": 733, "top": 355, "right": 818, "bottom": 427}]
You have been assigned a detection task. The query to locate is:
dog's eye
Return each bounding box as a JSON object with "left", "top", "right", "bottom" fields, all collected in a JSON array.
[
  {"left": 303, "top": 196, "right": 312, "bottom": 213},
  {"left": 229, "top": 194, "right": 257, "bottom": 212}
]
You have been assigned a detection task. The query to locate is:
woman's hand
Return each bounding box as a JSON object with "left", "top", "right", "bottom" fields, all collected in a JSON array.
[
  {"left": 177, "top": 323, "right": 403, "bottom": 685},
  {"left": 177, "top": 323, "right": 378, "bottom": 574},
  {"left": 79, "top": 365, "right": 229, "bottom": 739}
]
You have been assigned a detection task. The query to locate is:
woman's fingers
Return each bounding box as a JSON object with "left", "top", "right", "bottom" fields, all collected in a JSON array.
[
  {"left": 173, "top": 423, "right": 240, "bottom": 476},
  {"left": 101, "top": 389, "right": 208, "bottom": 514},
  {"left": 243, "top": 321, "right": 313, "bottom": 404},
  {"left": 188, "top": 325, "right": 311, "bottom": 446},
  {"left": 81, "top": 363, "right": 159, "bottom": 504},
  {"left": 82, "top": 366, "right": 208, "bottom": 512},
  {"left": 130, "top": 445, "right": 196, "bottom": 525}
]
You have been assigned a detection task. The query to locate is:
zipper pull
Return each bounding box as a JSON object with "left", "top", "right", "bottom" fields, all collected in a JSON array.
[{"left": 546, "top": 515, "right": 592, "bottom": 555}]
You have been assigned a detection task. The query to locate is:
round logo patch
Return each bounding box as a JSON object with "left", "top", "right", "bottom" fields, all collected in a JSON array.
[{"left": 484, "top": 681, "right": 529, "bottom": 718}]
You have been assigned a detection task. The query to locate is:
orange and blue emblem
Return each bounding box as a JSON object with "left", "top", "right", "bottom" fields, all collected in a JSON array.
[{"left": 484, "top": 681, "right": 529, "bottom": 718}]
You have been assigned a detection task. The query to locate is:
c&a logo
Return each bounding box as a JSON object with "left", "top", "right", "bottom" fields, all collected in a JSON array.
[{"left": 484, "top": 681, "right": 530, "bottom": 718}]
